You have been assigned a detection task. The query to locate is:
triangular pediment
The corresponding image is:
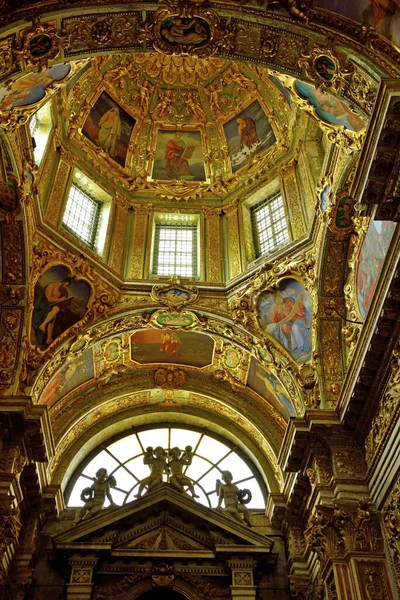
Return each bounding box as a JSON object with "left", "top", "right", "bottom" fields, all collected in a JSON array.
[{"left": 53, "top": 484, "right": 273, "bottom": 556}]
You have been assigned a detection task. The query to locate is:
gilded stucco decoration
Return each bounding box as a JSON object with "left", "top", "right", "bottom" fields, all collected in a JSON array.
[
  {"left": 142, "top": 2, "right": 235, "bottom": 58},
  {"left": 13, "top": 18, "right": 68, "bottom": 69},
  {"left": 365, "top": 342, "right": 400, "bottom": 468},
  {"left": 298, "top": 41, "right": 353, "bottom": 92},
  {"left": 151, "top": 280, "right": 198, "bottom": 311},
  {"left": 383, "top": 478, "right": 400, "bottom": 592}
]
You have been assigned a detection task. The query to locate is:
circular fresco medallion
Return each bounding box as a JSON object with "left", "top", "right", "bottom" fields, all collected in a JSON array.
[{"left": 28, "top": 34, "right": 53, "bottom": 58}]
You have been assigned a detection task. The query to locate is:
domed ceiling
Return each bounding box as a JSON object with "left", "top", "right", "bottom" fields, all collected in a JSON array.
[{"left": 64, "top": 53, "right": 294, "bottom": 202}]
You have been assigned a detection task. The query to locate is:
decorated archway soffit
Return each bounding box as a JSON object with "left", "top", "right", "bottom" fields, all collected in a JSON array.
[{"left": 31, "top": 259, "right": 322, "bottom": 423}]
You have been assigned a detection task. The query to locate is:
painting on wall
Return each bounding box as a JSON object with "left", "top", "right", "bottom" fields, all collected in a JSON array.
[
  {"left": 82, "top": 91, "right": 136, "bottom": 168},
  {"left": 315, "top": 0, "right": 400, "bottom": 48},
  {"left": 223, "top": 100, "right": 276, "bottom": 173},
  {"left": 0, "top": 64, "right": 71, "bottom": 111},
  {"left": 130, "top": 329, "right": 214, "bottom": 367},
  {"left": 294, "top": 81, "right": 367, "bottom": 132},
  {"left": 334, "top": 194, "right": 355, "bottom": 230},
  {"left": 39, "top": 348, "right": 94, "bottom": 406},
  {"left": 247, "top": 357, "right": 295, "bottom": 418},
  {"left": 151, "top": 130, "right": 206, "bottom": 181},
  {"left": 257, "top": 278, "right": 312, "bottom": 363},
  {"left": 356, "top": 220, "right": 396, "bottom": 319},
  {"left": 31, "top": 265, "right": 91, "bottom": 349}
]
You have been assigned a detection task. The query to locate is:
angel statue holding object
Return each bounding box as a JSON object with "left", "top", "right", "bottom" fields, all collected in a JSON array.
[
  {"left": 75, "top": 468, "right": 116, "bottom": 523},
  {"left": 168, "top": 446, "right": 199, "bottom": 498},
  {"left": 216, "top": 470, "right": 252, "bottom": 526},
  {"left": 135, "top": 446, "right": 168, "bottom": 498}
]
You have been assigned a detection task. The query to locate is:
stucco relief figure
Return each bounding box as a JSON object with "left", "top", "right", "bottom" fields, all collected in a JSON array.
[
  {"left": 33, "top": 276, "right": 75, "bottom": 346},
  {"left": 165, "top": 132, "right": 192, "bottom": 179},
  {"left": 97, "top": 107, "right": 122, "bottom": 158},
  {"left": 161, "top": 17, "right": 209, "bottom": 46},
  {"left": 75, "top": 468, "right": 116, "bottom": 523},
  {"left": 216, "top": 470, "right": 252, "bottom": 526},
  {"left": 168, "top": 446, "right": 199, "bottom": 498},
  {"left": 135, "top": 446, "right": 168, "bottom": 498},
  {"left": 237, "top": 117, "right": 259, "bottom": 151}
]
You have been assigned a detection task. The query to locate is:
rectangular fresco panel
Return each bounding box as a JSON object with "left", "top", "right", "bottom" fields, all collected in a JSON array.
[
  {"left": 82, "top": 91, "right": 136, "bottom": 167},
  {"left": 223, "top": 100, "right": 276, "bottom": 173},
  {"left": 152, "top": 130, "right": 206, "bottom": 181},
  {"left": 130, "top": 329, "right": 213, "bottom": 367}
]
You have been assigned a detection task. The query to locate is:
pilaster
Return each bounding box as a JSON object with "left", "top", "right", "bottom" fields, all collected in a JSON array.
[
  {"left": 224, "top": 201, "right": 242, "bottom": 280},
  {"left": 228, "top": 559, "right": 257, "bottom": 600},
  {"left": 130, "top": 204, "right": 152, "bottom": 279},
  {"left": 67, "top": 556, "right": 98, "bottom": 600},
  {"left": 109, "top": 193, "right": 131, "bottom": 275},
  {"left": 203, "top": 207, "right": 222, "bottom": 282},
  {"left": 280, "top": 162, "right": 306, "bottom": 239}
]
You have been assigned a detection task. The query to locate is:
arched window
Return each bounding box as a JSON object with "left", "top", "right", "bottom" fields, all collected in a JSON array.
[
  {"left": 66, "top": 425, "right": 268, "bottom": 509},
  {"left": 29, "top": 101, "right": 53, "bottom": 166}
]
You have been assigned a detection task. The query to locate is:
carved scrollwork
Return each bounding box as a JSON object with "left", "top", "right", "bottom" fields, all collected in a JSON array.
[
  {"left": 142, "top": 4, "right": 234, "bottom": 59},
  {"left": 305, "top": 501, "right": 382, "bottom": 566},
  {"left": 13, "top": 18, "right": 68, "bottom": 69},
  {"left": 151, "top": 279, "right": 198, "bottom": 311},
  {"left": 298, "top": 41, "right": 353, "bottom": 91}
]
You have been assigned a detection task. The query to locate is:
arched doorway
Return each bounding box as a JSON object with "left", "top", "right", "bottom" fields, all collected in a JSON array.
[{"left": 138, "top": 589, "right": 188, "bottom": 600}]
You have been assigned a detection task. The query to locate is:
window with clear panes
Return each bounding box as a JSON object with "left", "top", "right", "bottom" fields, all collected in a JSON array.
[
  {"left": 251, "top": 194, "right": 289, "bottom": 258},
  {"left": 153, "top": 220, "right": 198, "bottom": 278},
  {"left": 66, "top": 425, "right": 268, "bottom": 509},
  {"left": 62, "top": 184, "right": 101, "bottom": 249}
]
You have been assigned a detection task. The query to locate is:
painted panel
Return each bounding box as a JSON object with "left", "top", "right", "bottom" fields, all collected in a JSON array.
[
  {"left": 294, "top": 81, "right": 367, "bottom": 132},
  {"left": 357, "top": 220, "right": 396, "bottom": 319},
  {"left": 257, "top": 278, "right": 312, "bottom": 363},
  {"left": 82, "top": 91, "right": 136, "bottom": 167},
  {"left": 32, "top": 265, "right": 90, "bottom": 348},
  {"left": 247, "top": 357, "right": 295, "bottom": 418},
  {"left": 0, "top": 64, "right": 71, "bottom": 110},
  {"left": 223, "top": 100, "right": 276, "bottom": 173},
  {"left": 152, "top": 130, "right": 206, "bottom": 181},
  {"left": 130, "top": 329, "right": 214, "bottom": 367},
  {"left": 40, "top": 348, "right": 94, "bottom": 405}
]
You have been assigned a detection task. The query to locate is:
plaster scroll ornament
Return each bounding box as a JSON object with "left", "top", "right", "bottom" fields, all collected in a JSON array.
[
  {"left": 216, "top": 470, "right": 252, "bottom": 527},
  {"left": 75, "top": 468, "right": 116, "bottom": 523},
  {"left": 168, "top": 446, "right": 199, "bottom": 498},
  {"left": 134, "top": 446, "right": 168, "bottom": 498}
]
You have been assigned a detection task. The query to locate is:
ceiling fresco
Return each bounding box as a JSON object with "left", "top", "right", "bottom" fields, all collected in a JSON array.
[{"left": 0, "top": 0, "right": 399, "bottom": 503}]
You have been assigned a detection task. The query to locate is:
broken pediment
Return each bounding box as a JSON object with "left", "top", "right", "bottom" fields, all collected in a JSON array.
[{"left": 53, "top": 484, "right": 274, "bottom": 557}]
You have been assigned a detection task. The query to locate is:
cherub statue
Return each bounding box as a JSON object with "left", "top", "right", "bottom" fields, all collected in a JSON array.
[
  {"left": 216, "top": 470, "right": 252, "bottom": 526},
  {"left": 168, "top": 446, "right": 199, "bottom": 498},
  {"left": 75, "top": 468, "right": 116, "bottom": 523},
  {"left": 135, "top": 446, "right": 167, "bottom": 498}
]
